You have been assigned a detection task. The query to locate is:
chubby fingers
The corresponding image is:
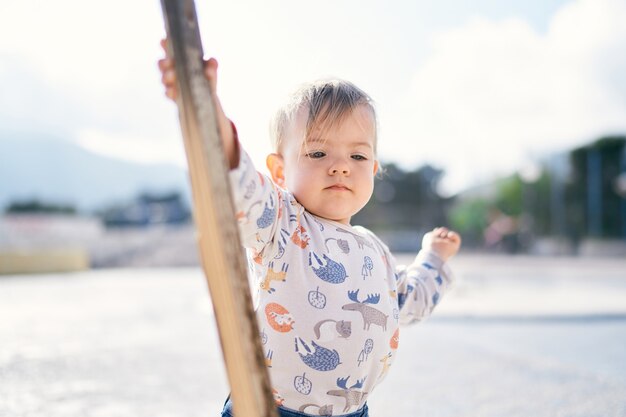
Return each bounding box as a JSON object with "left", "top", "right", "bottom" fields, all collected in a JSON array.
[
  {"left": 445, "top": 230, "right": 461, "bottom": 244},
  {"left": 433, "top": 227, "right": 461, "bottom": 242},
  {"left": 158, "top": 39, "right": 177, "bottom": 100},
  {"left": 159, "top": 61, "right": 177, "bottom": 100},
  {"left": 204, "top": 57, "right": 219, "bottom": 93}
]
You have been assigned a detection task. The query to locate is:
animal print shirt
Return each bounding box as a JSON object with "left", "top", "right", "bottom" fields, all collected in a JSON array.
[{"left": 229, "top": 149, "right": 454, "bottom": 416}]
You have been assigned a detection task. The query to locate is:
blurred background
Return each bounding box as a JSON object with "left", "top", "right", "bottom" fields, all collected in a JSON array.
[{"left": 1, "top": 1, "right": 625, "bottom": 416}]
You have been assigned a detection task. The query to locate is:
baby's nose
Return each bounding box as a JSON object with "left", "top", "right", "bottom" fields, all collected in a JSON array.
[
  {"left": 329, "top": 165, "right": 350, "bottom": 175},
  {"left": 328, "top": 156, "right": 351, "bottom": 175}
]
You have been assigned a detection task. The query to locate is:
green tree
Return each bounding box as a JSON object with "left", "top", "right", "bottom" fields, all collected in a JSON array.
[
  {"left": 449, "top": 198, "right": 489, "bottom": 246},
  {"left": 5, "top": 199, "right": 77, "bottom": 214}
]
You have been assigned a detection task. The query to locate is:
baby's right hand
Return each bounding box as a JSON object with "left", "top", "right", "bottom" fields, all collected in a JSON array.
[
  {"left": 157, "top": 38, "right": 218, "bottom": 101},
  {"left": 157, "top": 38, "right": 179, "bottom": 101},
  {"left": 157, "top": 38, "right": 239, "bottom": 169}
]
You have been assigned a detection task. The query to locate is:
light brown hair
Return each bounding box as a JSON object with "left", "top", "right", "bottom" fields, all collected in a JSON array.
[{"left": 270, "top": 79, "right": 377, "bottom": 153}]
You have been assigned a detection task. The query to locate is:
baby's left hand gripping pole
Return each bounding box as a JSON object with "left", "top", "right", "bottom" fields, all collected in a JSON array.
[{"left": 160, "top": 1, "right": 277, "bottom": 417}]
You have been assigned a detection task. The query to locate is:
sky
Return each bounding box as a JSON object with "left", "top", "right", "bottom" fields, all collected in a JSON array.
[{"left": 1, "top": 0, "right": 625, "bottom": 195}]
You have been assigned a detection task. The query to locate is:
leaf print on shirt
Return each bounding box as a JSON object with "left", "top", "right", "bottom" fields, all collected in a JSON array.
[
  {"left": 307, "top": 286, "right": 327, "bottom": 309},
  {"left": 295, "top": 338, "right": 341, "bottom": 371},
  {"left": 265, "top": 303, "right": 295, "bottom": 333},
  {"left": 294, "top": 372, "right": 313, "bottom": 395},
  {"left": 357, "top": 338, "right": 374, "bottom": 366},
  {"left": 309, "top": 252, "right": 348, "bottom": 284},
  {"left": 361, "top": 256, "right": 373, "bottom": 280}
]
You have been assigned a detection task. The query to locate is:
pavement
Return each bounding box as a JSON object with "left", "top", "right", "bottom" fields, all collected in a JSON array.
[{"left": 1, "top": 254, "right": 625, "bottom": 417}]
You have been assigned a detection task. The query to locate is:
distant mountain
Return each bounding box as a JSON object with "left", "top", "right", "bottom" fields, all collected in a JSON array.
[{"left": 0, "top": 133, "right": 191, "bottom": 212}]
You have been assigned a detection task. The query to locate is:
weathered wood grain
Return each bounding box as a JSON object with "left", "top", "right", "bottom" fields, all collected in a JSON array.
[{"left": 160, "top": 1, "right": 277, "bottom": 416}]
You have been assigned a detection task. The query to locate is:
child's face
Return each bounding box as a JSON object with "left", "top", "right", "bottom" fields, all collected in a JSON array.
[{"left": 277, "top": 104, "right": 378, "bottom": 225}]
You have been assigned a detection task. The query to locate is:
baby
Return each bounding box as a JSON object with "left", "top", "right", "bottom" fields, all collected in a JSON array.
[{"left": 159, "top": 39, "right": 461, "bottom": 417}]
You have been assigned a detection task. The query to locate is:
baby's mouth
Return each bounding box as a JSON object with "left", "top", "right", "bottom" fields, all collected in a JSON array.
[{"left": 326, "top": 184, "right": 350, "bottom": 191}]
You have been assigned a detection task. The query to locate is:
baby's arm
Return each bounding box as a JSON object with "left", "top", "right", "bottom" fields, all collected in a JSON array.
[
  {"left": 395, "top": 227, "right": 461, "bottom": 324},
  {"left": 228, "top": 148, "right": 284, "bottom": 260},
  {"left": 158, "top": 38, "right": 239, "bottom": 169},
  {"left": 158, "top": 39, "right": 282, "bottom": 258}
]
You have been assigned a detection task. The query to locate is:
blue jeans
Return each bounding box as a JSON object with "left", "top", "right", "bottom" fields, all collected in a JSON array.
[{"left": 220, "top": 397, "right": 369, "bottom": 417}]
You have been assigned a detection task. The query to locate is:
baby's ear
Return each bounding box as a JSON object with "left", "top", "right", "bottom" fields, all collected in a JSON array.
[
  {"left": 266, "top": 153, "right": 286, "bottom": 188},
  {"left": 372, "top": 160, "right": 379, "bottom": 176}
]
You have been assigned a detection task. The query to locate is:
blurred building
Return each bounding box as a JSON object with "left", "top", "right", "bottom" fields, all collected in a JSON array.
[
  {"left": 101, "top": 191, "right": 190, "bottom": 227},
  {"left": 451, "top": 136, "right": 626, "bottom": 256},
  {"left": 0, "top": 214, "right": 100, "bottom": 274},
  {"left": 565, "top": 136, "right": 626, "bottom": 255},
  {"left": 0, "top": 191, "right": 196, "bottom": 274}
]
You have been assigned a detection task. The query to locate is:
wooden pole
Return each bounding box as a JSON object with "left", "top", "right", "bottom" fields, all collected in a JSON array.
[{"left": 159, "top": 1, "right": 277, "bottom": 416}]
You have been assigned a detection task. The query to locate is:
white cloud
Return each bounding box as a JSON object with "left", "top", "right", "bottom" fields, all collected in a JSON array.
[
  {"left": 0, "top": 1, "right": 196, "bottom": 166},
  {"left": 2, "top": 0, "right": 625, "bottom": 197},
  {"left": 381, "top": 0, "right": 626, "bottom": 195},
  {"left": 0, "top": 1, "right": 310, "bottom": 172},
  {"left": 0, "top": 1, "right": 163, "bottom": 98},
  {"left": 76, "top": 128, "right": 186, "bottom": 166}
]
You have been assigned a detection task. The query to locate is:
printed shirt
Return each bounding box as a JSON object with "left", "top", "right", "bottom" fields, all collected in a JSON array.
[{"left": 229, "top": 149, "right": 454, "bottom": 416}]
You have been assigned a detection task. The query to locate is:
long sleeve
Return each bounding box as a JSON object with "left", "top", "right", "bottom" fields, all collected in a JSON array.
[
  {"left": 228, "top": 147, "right": 288, "bottom": 263},
  {"left": 395, "top": 250, "right": 454, "bottom": 325}
]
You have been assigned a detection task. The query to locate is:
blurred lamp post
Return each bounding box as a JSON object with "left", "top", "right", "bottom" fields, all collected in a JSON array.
[
  {"left": 519, "top": 160, "right": 542, "bottom": 251},
  {"left": 587, "top": 148, "right": 603, "bottom": 237},
  {"left": 615, "top": 173, "right": 626, "bottom": 196},
  {"left": 616, "top": 145, "right": 626, "bottom": 240},
  {"left": 616, "top": 172, "right": 626, "bottom": 241}
]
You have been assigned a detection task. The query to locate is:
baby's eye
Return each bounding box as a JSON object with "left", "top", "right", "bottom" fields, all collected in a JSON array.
[
  {"left": 307, "top": 151, "right": 326, "bottom": 159},
  {"left": 351, "top": 154, "right": 367, "bottom": 161}
]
